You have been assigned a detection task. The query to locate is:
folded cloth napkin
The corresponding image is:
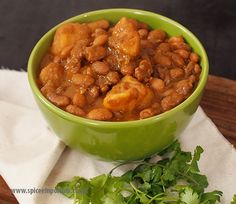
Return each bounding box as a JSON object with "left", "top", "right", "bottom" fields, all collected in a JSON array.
[{"left": 0, "top": 70, "right": 236, "bottom": 204}]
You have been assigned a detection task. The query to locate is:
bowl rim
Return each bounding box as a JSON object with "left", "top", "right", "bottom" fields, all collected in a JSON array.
[{"left": 28, "top": 8, "right": 209, "bottom": 128}]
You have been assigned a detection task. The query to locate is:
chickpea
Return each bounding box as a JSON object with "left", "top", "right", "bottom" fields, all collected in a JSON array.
[
  {"left": 47, "top": 93, "right": 70, "bottom": 107},
  {"left": 72, "top": 93, "right": 86, "bottom": 108},
  {"left": 91, "top": 61, "right": 110, "bottom": 75},
  {"left": 147, "top": 29, "right": 166, "bottom": 44},
  {"left": 106, "top": 71, "right": 120, "bottom": 85},
  {"left": 174, "top": 49, "right": 190, "bottom": 59},
  {"left": 138, "top": 29, "right": 148, "bottom": 39},
  {"left": 170, "top": 68, "right": 185, "bottom": 79},
  {"left": 72, "top": 74, "right": 95, "bottom": 87},
  {"left": 93, "top": 34, "right": 108, "bottom": 46},
  {"left": 87, "top": 108, "right": 113, "bottom": 121},
  {"left": 66, "top": 105, "right": 86, "bottom": 116},
  {"left": 150, "top": 78, "right": 165, "bottom": 92},
  {"left": 190, "top": 52, "right": 200, "bottom": 63}
]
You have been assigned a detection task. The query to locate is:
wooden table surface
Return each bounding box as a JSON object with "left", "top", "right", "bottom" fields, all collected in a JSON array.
[{"left": 1, "top": 75, "right": 236, "bottom": 204}]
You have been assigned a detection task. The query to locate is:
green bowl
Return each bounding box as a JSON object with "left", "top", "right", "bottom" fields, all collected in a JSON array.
[{"left": 28, "top": 9, "right": 208, "bottom": 161}]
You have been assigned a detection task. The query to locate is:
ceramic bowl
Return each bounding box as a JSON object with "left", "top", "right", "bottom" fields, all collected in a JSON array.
[{"left": 28, "top": 9, "right": 208, "bottom": 161}]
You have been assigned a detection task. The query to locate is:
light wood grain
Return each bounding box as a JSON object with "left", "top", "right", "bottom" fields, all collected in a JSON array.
[{"left": 1, "top": 75, "right": 236, "bottom": 204}]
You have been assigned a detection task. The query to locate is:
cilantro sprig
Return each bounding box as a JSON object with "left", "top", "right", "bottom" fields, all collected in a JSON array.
[{"left": 55, "top": 141, "right": 224, "bottom": 204}]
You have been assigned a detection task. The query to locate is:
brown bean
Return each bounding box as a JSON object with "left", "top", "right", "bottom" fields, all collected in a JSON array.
[
  {"left": 171, "top": 53, "right": 185, "bottom": 67},
  {"left": 93, "top": 28, "right": 107, "bottom": 37},
  {"left": 175, "top": 79, "right": 193, "bottom": 96},
  {"left": 140, "top": 108, "right": 156, "bottom": 119},
  {"left": 39, "top": 63, "right": 64, "bottom": 86},
  {"left": 47, "top": 93, "right": 70, "bottom": 107},
  {"left": 189, "top": 75, "right": 196, "bottom": 83},
  {"left": 190, "top": 52, "right": 200, "bottom": 63},
  {"left": 168, "top": 36, "right": 184, "bottom": 43},
  {"left": 93, "top": 34, "right": 108, "bottom": 46},
  {"left": 120, "top": 64, "right": 135, "bottom": 75},
  {"left": 170, "top": 42, "right": 191, "bottom": 51},
  {"left": 137, "top": 21, "right": 149, "bottom": 29},
  {"left": 134, "top": 60, "right": 153, "bottom": 82},
  {"left": 87, "top": 108, "right": 113, "bottom": 121},
  {"left": 162, "top": 88, "right": 174, "bottom": 97},
  {"left": 150, "top": 78, "right": 165, "bottom": 92},
  {"left": 100, "top": 84, "right": 110, "bottom": 93},
  {"left": 147, "top": 29, "right": 166, "bottom": 43},
  {"left": 158, "top": 43, "right": 171, "bottom": 53},
  {"left": 65, "top": 56, "right": 81, "bottom": 73},
  {"left": 88, "top": 20, "right": 110, "bottom": 32},
  {"left": 170, "top": 68, "right": 185, "bottom": 79},
  {"left": 161, "top": 92, "right": 184, "bottom": 111},
  {"left": 72, "top": 74, "right": 95, "bottom": 87},
  {"left": 81, "top": 66, "right": 94, "bottom": 76},
  {"left": 106, "top": 71, "right": 120, "bottom": 85},
  {"left": 156, "top": 66, "right": 168, "bottom": 80},
  {"left": 41, "top": 81, "right": 55, "bottom": 96},
  {"left": 85, "top": 46, "right": 106, "bottom": 62},
  {"left": 66, "top": 105, "right": 86, "bottom": 116},
  {"left": 72, "top": 93, "right": 86, "bottom": 108},
  {"left": 174, "top": 49, "right": 190, "bottom": 59},
  {"left": 140, "top": 103, "right": 162, "bottom": 119},
  {"left": 185, "top": 61, "right": 195, "bottom": 76},
  {"left": 154, "top": 52, "right": 172, "bottom": 67},
  {"left": 138, "top": 29, "right": 148, "bottom": 39},
  {"left": 141, "top": 40, "right": 154, "bottom": 49},
  {"left": 91, "top": 61, "right": 110, "bottom": 75},
  {"left": 88, "top": 85, "right": 100, "bottom": 98},
  {"left": 194, "top": 63, "right": 201, "bottom": 74}
]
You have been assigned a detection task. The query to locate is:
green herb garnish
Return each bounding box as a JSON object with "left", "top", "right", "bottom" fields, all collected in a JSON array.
[{"left": 55, "top": 141, "right": 224, "bottom": 203}]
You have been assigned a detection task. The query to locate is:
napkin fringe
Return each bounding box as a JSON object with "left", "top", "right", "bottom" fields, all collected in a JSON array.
[{"left": 1, "top": 65, "right": 26, "bottom": 72}]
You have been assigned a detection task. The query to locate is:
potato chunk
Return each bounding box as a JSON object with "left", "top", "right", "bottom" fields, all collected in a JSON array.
[
  {"left": 103, "top": 76, "right": 154, "bottom": 112},
  {"left": 39, "top": 62, "right": 64, "bottom": 86},
  {"left": 51, "top": 23, "right": 91, "bottom": 56},
  {"left": 108, "top": 17, "right": 140, "bottom": 57}
]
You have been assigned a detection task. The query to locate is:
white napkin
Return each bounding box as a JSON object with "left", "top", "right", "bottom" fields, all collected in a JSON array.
[{"left": 0, "top": 70, "right": 236, "bottom": 204}]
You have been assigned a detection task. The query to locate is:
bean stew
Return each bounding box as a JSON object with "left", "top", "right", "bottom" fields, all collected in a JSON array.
[{"left": 38, "top": 17, "right": 201, "bottom": 121}]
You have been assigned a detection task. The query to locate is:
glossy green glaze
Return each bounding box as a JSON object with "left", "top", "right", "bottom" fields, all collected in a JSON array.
[{"left": 28, "top": 9, "right": 208, "bottom": 161}]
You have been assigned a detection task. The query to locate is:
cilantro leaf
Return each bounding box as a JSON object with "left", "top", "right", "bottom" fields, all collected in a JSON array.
[
  {"left": 200, "top": 190, "right": 223, "bottom": 204},
  {"left": 180, "top": 187, "right": 200, "bottom": 204},
  {"left": 231, "top": 194, "right": 236, "bottom": 204},
  {"left": 55, "top": 140, "right": 223, "bottom": 204}
]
